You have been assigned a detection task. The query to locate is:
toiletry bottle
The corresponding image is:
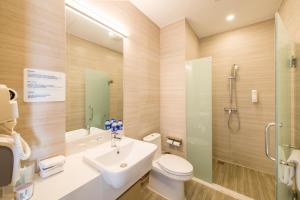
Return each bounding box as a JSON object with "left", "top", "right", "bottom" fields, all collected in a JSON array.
[
  {"left": 117, "top": 120, "right": 123, "bottom": 131},
  {"left": 104, "top": 120, "right": 111, "bottom": 130},
  {"left": 110, "top": 118, "right": 116, "bottom": 124},
  {"left": 111, "top": 122, "right": 118, "bottom": 133}
]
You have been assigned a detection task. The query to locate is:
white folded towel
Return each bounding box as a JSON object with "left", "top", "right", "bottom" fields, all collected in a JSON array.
[
  {"left": 282, "top": 150, "right": 300, "bottom": 190},
  {"left": 39, "top": 155, "right": 65, "bottom": 170}
]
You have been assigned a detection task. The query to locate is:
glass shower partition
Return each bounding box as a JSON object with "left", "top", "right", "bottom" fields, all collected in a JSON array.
[
  {"left": 275, "top": 13, "right": 293, "bottom": 200},
  {"left": 186, "top": 57, "right": 212, "bottom": 182},
  {"left": 85, "top": 69, "right": 109, "bottom": 129}
]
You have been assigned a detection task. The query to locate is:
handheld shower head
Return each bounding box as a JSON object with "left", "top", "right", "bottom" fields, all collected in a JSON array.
[{"left": 231, "top": 64, "right": 239, "bottom": 78}]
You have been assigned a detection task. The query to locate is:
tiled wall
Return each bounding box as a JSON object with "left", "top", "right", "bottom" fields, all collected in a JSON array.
[
  {"left": 186, "top": 22, "right": 202, "bottom": 60},
  {"left": 66, "top": 34, "right": 123, "bottom": 131},
  {"left": 0, "top": 0, "right": 66, "bottom": 159},
  {"left": 160, "top": 20, "right": 186, "bottom": 157}
]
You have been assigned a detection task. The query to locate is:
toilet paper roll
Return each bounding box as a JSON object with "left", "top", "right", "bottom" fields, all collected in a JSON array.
[
  {"left": 173, "top": 141, "right": 181, "bottom": 147},
  {"left": 167, "top": 139, "right": 173, "bottom": 145}
]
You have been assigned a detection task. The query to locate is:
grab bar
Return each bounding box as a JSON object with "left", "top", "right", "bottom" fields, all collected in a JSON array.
[{"left": 264, "top": 122, "right": 276, "bottom": 161}]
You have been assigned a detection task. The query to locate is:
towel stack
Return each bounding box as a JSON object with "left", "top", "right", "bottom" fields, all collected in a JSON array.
[{"left": 280, "top": 150, "right": 300, "bottom": 191}]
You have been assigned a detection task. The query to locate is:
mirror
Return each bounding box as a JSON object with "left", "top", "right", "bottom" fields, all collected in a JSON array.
[{"left": 65, "top": 6, "right": 123, "bottom": 139}]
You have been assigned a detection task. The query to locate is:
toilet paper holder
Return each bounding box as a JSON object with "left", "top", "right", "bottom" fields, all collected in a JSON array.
[{"left": 166, "top": 136, "right": 182, "bottom": 147}]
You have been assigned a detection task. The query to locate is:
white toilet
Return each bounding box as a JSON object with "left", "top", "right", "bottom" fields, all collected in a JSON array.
[{"left": 143, "top": 133, "right": 193, "bottom": 200}]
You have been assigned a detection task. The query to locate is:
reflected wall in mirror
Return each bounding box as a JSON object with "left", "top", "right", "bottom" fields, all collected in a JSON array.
[{"left": 65, "top": 6, "right": 123, "bottom": 133}]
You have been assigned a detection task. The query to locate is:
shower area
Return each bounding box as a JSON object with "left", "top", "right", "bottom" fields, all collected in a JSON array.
[{"left": 186, "top": 13, "right": 298, "bottom": 200}]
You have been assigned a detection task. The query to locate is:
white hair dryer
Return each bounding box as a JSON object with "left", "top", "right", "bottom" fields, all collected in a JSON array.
[{"left": 0, "top": 84, "right": 31, "bottom": 186}]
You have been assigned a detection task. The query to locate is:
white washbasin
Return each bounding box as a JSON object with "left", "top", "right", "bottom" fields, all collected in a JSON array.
[{"left": 83, "top": 137, "right": 157, "bottom": 188}]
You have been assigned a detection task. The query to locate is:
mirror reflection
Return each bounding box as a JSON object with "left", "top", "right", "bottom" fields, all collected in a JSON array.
[{"left": 65, "top": 6, "right": 123, "bottom": 140}]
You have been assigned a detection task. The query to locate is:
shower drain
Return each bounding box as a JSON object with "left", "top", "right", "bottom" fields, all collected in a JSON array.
[{"left": 120, "top": 163, "right": 127, "bottom": 168}]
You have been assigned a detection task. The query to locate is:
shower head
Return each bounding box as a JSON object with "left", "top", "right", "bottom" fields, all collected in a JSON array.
[{"left": 231, "top": 64, "right": 239, "bottom": 78}]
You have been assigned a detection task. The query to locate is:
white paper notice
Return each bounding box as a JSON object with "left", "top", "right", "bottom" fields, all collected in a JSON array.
[{"left": 24, "top": 68, "right": 66, "bottom": 102}]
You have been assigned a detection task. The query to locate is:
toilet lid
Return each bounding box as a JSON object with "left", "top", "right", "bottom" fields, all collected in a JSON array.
[{"left": 157, "top": 154, "right": 193, "bottom": 176}]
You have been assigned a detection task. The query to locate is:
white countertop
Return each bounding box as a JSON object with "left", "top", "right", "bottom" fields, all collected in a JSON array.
[{"left": 31, "top": 152, "right": 100, "bottom": 200}]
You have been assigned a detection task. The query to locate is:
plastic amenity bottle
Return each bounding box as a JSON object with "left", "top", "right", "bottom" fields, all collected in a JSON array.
[
  {"left": 111, "top": 122, "right": 118, "bottom": 133},
  {"left": 104, "top": 120, "right": 111, "bottom": 130},
  {"left": 110, "top": 118, "right": 116, "bottom": 124},
  {"left": 117, "top": 120, "right": 123, "bottom": 131}
]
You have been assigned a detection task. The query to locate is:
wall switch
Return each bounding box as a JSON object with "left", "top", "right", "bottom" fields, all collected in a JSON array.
[{"left": 251, "top": 89, "right": 258, "bottom": 103}]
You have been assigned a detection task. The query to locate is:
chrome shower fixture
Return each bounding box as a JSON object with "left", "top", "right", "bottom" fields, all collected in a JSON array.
[
  {"left": 228, "top": 64, "right": 238, "bottom": 103},
  {"left": 224, "top": 64, "right": 240, "bottom": 131}
]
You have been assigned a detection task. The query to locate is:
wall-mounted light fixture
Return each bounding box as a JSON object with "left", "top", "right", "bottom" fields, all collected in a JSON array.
[{"left": 65, "top": 0, "right": 128, "bottom": 38}]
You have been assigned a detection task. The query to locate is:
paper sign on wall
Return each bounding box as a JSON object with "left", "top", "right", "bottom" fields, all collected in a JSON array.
[{"left": 24, "top": 68, "right": 66, "bottom": 102}]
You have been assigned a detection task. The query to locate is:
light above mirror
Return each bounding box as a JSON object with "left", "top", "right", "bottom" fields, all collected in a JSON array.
[{"left": 65, "top": 0, "right": 128, "bottom": 38}]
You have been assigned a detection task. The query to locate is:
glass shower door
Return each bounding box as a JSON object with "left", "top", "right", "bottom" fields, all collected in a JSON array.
[
  {"left": 186, "top": 57, "right": 212, "bottom": 182},
  {"left": 275, "top": 13, "right": 293, "bottom": 200},
  {"left": 85, "top": 69, "right": 109, "bottom": 129}
]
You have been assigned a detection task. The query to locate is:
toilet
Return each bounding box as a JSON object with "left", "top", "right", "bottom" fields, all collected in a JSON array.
[{"left": 143, "top": 133, "right": 193, "bottom": 200}]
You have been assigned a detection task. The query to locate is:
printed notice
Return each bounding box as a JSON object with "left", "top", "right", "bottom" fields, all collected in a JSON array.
[{"left": 24, "top": 68, "right": 65, "bottom": 102}]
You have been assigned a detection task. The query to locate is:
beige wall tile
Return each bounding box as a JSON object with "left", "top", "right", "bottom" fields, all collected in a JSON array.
[
  {"left": 0, "top": 0, "right": 66, "bottom": 159},
  {"left": 160, "top": 20, "right": 186, "bottom": 157}
]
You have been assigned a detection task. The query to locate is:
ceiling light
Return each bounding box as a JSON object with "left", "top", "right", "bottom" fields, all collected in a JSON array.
[{"left": 226, "top": 14, "right": 235, "bottom": 21}]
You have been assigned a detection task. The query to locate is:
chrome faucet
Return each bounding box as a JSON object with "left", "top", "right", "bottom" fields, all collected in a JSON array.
[{"left": 111, "top": 133, "right": 121, "bottom": 154}]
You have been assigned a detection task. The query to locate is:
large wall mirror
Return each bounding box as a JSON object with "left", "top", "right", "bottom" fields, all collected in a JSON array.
[{"left": 65, "top": 6, "right": 123, "bottom": 137}]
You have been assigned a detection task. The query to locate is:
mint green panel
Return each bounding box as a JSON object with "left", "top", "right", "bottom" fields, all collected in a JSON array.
[
  {"left": 186, "top": 57, "right": 212, "bottom": 182},
  {"left": 275, "top": 13, "right": 292, "bottom": 200},
  {"left": 85, "top": 69, "right": 109, "bottom": 129},
  {"left": 295, "top": 44, "right": 300, "bottom": 147}
]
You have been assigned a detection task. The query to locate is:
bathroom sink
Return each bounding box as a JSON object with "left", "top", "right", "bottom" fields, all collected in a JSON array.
[{"left": 83, "top": 137, "right": 157, "bottom": 188}]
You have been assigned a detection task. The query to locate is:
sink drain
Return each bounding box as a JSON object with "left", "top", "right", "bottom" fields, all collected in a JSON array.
[{"left": 120, "top": 163, "right": 127, "bottom": 168}]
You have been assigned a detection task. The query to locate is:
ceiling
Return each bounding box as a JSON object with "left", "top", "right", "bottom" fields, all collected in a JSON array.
[
  {"left": 129, "top": 0, "right": 283, "bottom": 38},
  {"left": 66, "top": 7, "right": 123, "bottom": 53}
]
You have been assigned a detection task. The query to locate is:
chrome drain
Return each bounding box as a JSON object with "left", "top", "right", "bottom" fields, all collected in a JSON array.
[{"left": 120, "top": 163, "right": 127, "bottom": 168}]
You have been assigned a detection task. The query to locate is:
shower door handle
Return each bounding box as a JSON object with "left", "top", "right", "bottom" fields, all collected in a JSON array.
[{"left": 264, "top": 122, "right": 276, "bottom": 161}]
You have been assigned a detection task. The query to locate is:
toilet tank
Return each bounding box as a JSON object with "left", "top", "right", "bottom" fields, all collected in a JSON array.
[{"left": 143, "top": 133, "right": 161, "bottom": 161}]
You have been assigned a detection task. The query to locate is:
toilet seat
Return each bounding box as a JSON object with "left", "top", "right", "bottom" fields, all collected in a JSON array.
[{"left": 157, "top": 154, "right": 193, "bottom": 176}]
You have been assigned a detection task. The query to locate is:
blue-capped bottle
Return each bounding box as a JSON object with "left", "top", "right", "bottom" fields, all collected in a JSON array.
[
  {"left": 104, "top": 120, "right": 111, "bottom": 130},
  {"left": 111, "top": 122, "right": 118, "bottom": 133},
  {"left": 117, "top": 120, "right": 123, "bottom": 131},
  {"left": 110, "top": 118, "right": 116, "bottom": 125}
]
